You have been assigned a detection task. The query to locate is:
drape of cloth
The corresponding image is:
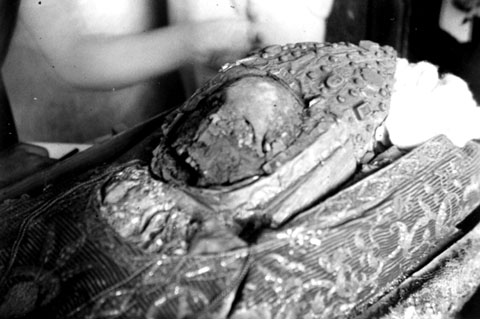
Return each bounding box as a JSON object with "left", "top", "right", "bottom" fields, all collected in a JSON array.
[
  {"left": 2, "top": 34, "right": 480, "bottom": 317},
  {"left": 1, "top": 135, "right": 480, "bottom": 318}
]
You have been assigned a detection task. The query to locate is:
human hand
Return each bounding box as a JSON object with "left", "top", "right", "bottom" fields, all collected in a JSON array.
[{"left": 187, "top": 18, "right": 257, "bottom": 69}]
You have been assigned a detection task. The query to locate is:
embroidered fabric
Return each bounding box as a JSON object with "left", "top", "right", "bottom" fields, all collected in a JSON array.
[
  {"left": 1, "top": 136, "right": 480, "bottom": 319},
  {"left": 1, "top": 41, "right": 480, "bottom": 318}
]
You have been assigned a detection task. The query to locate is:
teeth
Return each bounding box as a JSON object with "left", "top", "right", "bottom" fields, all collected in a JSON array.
[
  {"left": 177, "top": 145, "right": 187, "bottom": 155},
  {"left": 309, "top": 96, "right": 326, "bottom": 108},
  {"left": 209, "top": 113, "right": 220, "bottom": 124},
  {"left": 262, "top": 162, "right": 275, "bottom": 174},
  {"left": 263, "top": 142, "right": 272, "bottom": 153},
  {"left": 185, "top": 156, "right": 198, "bottom": 169}
]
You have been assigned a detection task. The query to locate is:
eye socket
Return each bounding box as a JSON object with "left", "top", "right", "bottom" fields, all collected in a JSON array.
[{"left": 162, "top": 75, "right": 304, "bottom": 187}]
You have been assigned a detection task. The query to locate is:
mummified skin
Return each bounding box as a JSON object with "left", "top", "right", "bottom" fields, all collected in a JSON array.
[
  {"left": 147, "top": 41, "right": 397, "bottom": 226},
  {"left": 7, "top": 43, "right": 480, "bottom": 319},
  {"left": 151, "top": 41, "right": 396, "bottom": 188},
  {"left": 98, "top": 41, "right": 397, "bottom": 257}
]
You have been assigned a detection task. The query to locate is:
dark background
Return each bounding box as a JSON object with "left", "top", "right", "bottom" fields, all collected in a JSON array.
[{"left": 327, "top": 0, "right": 480, "bottom": 104}]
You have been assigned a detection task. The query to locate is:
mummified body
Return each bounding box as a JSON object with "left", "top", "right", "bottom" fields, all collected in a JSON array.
[
  {"left": 151, "top": 41, "right": 396, "bottom": 223},
  {"left": 99, "top": 41, "right": 396, "bottom": 255},
  {"left": 152, "top": 41, "right": 396, "bottom": 187},
  {"left": 6, "top": 41, "right": 480, "bottom": 319}
]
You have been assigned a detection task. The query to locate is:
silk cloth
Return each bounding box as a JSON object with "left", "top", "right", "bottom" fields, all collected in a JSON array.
[{"left": 1, "top": 135, "right": 480, "bottom": 318}]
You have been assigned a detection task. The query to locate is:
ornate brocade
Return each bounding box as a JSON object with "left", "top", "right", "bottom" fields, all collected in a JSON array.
[
  {"left": 0, "top": 39, "right": 477, "bottom": 319},
  {"left": 150, "top": 41, "right": 397, "bottom": 228},
  {"left": 234, "top": 135, "right": 480, "bottom": 318},
  {"left": 1, "top": 136, "right": 480, "bottom": 318}
]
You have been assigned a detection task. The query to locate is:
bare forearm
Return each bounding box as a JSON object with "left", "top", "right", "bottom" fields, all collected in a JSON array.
[
  {"left": 18, "top": 0, "right": 254, "bottom": 91},
  {"left": 52, "top": 25, "right": 195, "bottom": 90}
]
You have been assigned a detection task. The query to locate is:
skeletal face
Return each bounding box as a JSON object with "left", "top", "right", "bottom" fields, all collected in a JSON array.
[
  {"left": 151, "top": 41, "right": 397, "bottom": 189},
  {"left": 154, "top": 76, "right": 304, "bottom": 187}
]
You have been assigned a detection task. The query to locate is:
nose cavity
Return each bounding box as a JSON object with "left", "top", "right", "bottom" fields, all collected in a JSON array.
[{"left": 176, "top": 76, "right": 304, "bottom": 186}]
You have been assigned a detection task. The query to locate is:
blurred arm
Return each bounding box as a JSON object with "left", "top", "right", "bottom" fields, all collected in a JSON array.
[{"left": 18, "top": 0, "right": 253, "bottom": 90}]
